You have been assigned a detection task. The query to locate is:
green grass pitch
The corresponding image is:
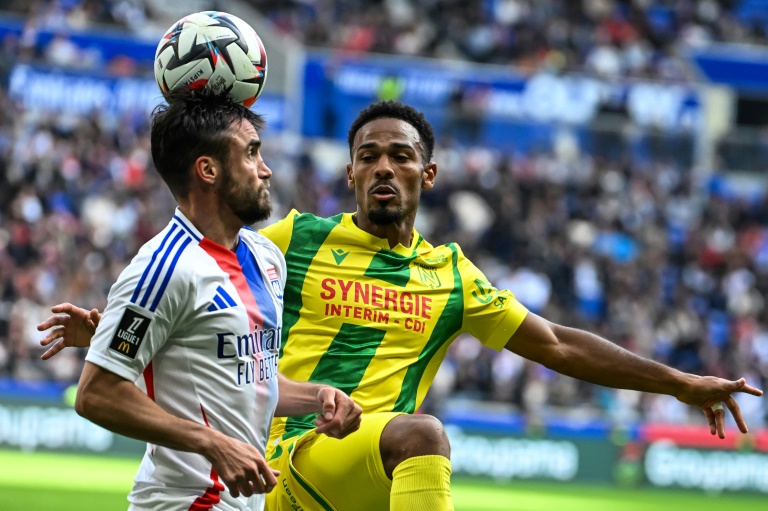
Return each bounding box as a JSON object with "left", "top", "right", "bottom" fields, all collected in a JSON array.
[{"left": 1, "top": 450, "right": 766, "bottom": 511}]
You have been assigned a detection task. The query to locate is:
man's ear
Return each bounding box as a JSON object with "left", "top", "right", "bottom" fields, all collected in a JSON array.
[
  {"left": 421, "top": 161, "right": 437, "bottom": 190},
  {"left": 346, "top": 163, "right": 355, "bottom": 189},
  {"left": 194, "top": 156, "right": 218, "bottom": 186}
]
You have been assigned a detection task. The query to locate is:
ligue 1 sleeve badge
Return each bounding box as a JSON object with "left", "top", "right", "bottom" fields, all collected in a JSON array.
[{"left": 109, "top": 309, "right": 151, "bottom": 359}]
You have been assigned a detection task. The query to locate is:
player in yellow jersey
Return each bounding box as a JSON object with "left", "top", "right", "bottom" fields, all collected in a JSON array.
[{"left": 40, "top": 101, "right": 763, "bottom": 511}]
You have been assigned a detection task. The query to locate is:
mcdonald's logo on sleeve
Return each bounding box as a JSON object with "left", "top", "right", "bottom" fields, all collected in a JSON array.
[{"left": 109, "top": 309, "right": 151, "bottom": 360}]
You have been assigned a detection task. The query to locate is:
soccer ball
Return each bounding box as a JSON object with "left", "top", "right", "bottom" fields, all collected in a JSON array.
[{"left": 154, "top": 11, "right": 268, "bottom": 107}]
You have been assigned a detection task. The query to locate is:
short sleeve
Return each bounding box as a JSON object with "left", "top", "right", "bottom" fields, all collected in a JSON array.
[
  {"left": 84, "top": 258, "right": 188, "bottom": 382},
  {"left": 259, "top": 209, "right": 301, "bottom": 255},
  {"left": 458, "top": 246, "right": 529, "bottom": 351}
]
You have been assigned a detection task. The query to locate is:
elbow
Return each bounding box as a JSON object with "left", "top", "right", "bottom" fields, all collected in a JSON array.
[
  {"left": 74, "top": 383, "right": 98, "bottom": 420},
  {"left": 537, "top": 325, "right": 568, "bottom": 370}
]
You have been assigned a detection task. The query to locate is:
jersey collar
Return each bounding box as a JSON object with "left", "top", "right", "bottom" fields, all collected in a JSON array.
[
  {"left": 173, "top": 208, "right": 204, "bottom": 241},
  {"left": 341, "top": 213, "right": 423, "bottom": 257}
]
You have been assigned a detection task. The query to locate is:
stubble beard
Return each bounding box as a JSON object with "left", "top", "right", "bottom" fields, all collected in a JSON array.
[{"left": 220, "top": 166, "right": 272, "bottom": 226}]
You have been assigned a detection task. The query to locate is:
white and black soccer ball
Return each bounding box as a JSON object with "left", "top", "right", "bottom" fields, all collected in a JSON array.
[{"left": 154, "top": 11, "right": 268, "bottom": 107}]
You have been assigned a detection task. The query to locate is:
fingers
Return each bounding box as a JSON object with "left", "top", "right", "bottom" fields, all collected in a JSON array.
[
  {"left": 725, "top": 396, "right": 748, "bottom": 434},
  {"left": 259, "top": 460, "right": 278, "bottom": 492},
  {"left": 729, "top": 378, "right": 764, "bottom": 396},
  {"left": 702, "top": 407, "right": 716, "bottom": 435},
  {"left": 226, "top": 464, "right": 279, "bottom": 498},
  {"left": 50, "top": 303, "right": 77, "bottom": 314},
  {"left": 89, "top": 309, "right": 102, "bottom": 330},
  {"left": 244, "top": 474, "right": 264, "bottom": 496},
  {"left": 39, "top": 327, "right": 65, "bottom": 346},
  {"left": 318, "top": 388, "right": 336, "bottom": 421},
  {"left": 713, "top": 404, "right": 726, "bottom": 439},
  {"left": 314, "top": 400, "right": 362, "bottom": 439},
  {"left": 41, "top": 339, "right": 66, "bottom": 360},
  {"left": 739, "top": 384, "right": 764, "bottom": 397},
  {"left": 37, "top": 315, "right": 66, "bottom": 332}
]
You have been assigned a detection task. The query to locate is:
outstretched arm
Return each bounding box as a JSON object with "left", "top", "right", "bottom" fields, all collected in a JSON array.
[
  {"left": 37, "top": 303, "right": 101, "bottom": 359},
  {"left": 507, "top": 312, "right": 763, "bottom": 437},
  {"left": 275, "top": 374, "right": 362, "bottom": 439},
  {"left": 38, "top": 305, "right": 363, "bottom": 439}
]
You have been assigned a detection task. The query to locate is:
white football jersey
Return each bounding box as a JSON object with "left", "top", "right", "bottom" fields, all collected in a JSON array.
[{"left": 85, "top": 209, "right": 284, "bottom": 511}]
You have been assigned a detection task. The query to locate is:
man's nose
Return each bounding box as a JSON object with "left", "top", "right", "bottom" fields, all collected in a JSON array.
[
  {"left": 374, "top": 156, "right": 394, "bottom": 179},
  {"left": 259, "top": 162, "right": 272, "bottom": 179}
]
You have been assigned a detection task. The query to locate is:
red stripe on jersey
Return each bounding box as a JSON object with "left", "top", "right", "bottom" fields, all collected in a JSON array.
[
  {"left": 199, "top": 238, "right": 264, "bottom": 330},
  {"left": 189, "top": 405, "right": 225, "bottom": 511},
  {"left": 188, "top": 466, "right": 225, "bottom": 511},
  {"left": 143, "top": 362, "right": 154, "bottom": 401}
]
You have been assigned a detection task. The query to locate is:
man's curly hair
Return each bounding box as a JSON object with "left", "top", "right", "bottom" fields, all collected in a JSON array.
[{"left": 347, "top": 101, "right": 435, "bottom": 163}]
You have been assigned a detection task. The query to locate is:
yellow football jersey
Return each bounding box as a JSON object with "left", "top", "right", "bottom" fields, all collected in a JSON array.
[{"left": 260, "top": 210, "right": 528, "bottom": 442}]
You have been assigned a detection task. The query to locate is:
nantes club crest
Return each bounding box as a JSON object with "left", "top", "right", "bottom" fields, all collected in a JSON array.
[{"left": 416, "top": 264, "right": 441, "bottom": 289}]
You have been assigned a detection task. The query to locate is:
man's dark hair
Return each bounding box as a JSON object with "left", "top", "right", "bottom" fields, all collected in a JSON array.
[
  {"left": 347, "top": 101, "right": 435, "bottom": 163},
  {"left": 150, "top": 87, "right": 265, "bottom": 199}
]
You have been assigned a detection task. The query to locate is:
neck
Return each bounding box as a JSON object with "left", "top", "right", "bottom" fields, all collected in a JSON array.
[
  {"left": 178, "top": 197, "right": 241, "bottom": 250},
  {"left": 354, "top": 208, "right": 416, "bottom": 249}
]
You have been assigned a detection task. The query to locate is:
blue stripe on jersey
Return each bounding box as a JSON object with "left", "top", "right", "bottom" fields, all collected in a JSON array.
[
  {"left": 140, "top": 230, "right": 185, "bottom": 308},
  {"left": 174, "top": 215, "right": 201, "bottom": 241},
  {"left": 207, "top": 303, "right": 218, "bottom": 312},
  {"left": 150, "top": 236, "right": 192, "bottom": 312},
  {"left": 235, "top": 237, "right": 277, "bottom": 330},
  {"left": 217, "top": 285, "right": 237, "bottom": 307},
  {"left": 212, "top": 294, "right": 227, "bottom": 310},
  {"left": 131, "top": 224, "right": 178, "bottom": 304}
]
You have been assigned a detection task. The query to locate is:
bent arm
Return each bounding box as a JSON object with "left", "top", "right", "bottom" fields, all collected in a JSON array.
[
  {"left": 506, "top": 313, "right": 691, "bottom": 395},
  {"left": 76, "top": 361, "right": 217, "bottom": 453},
  {"left": 275, "top": 373, "right": 362, "bottom": 439},
  {"left": 274, "top": 373, "right": 331, "bottom": 417}
]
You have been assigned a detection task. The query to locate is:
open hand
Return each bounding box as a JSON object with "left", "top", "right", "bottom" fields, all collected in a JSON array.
[
  {"left": 37, "top": 303, "right": 101, "bottom": 360},
  {"left": 313, "top": 387, "right": 362, "bottom": 439},
  {"left": 675, "top": 376, "right": 763, "bottom": 438}
]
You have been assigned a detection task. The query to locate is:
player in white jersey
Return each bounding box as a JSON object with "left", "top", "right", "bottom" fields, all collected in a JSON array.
[{"left": 68, "top": 87, "right": 361, "bottom": 511}]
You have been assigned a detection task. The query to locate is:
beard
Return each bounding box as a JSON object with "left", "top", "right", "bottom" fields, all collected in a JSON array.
[
  {"left": 219, "top": 164, "right": 272, "bottom": 225},
  {"left": 367, "top": 206, "right": 403, "bottom": 225},
  {"left": 366, "top": 179, "right": 404, "bottom": 225}
]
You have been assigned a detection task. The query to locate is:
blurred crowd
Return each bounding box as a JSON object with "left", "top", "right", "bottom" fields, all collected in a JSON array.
[
  {"left": 256, "top": 0, "right": 768, "bottom": 80},
  {"left": 0, "top": 0, "right": 766, "bottom": 428},
  {"left": 0, "top": 81, "right": 765, "bottom": 428},
  {"left": 2, "top": 0, "right": 156, "bottom": 33},
  {"left": 3, "top": 1, "right": 768, "bottom": 81}
]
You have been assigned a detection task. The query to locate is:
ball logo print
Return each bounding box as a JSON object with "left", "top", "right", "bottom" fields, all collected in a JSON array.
[{"left": 154, "top": 11, "right": 268, "bottom": 107}]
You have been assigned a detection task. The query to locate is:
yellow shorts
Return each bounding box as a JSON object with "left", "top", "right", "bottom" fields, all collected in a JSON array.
[{"left": 265, "top": 412, "right": 402, "bottom": 511}]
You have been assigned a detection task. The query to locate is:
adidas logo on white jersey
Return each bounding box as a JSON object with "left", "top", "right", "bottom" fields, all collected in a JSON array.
[{"left": 207, "top": 285, "right": 237, "bottom": 312}]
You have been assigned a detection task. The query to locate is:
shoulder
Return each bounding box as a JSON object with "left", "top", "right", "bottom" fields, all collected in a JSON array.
[
  {"left": 420, "top": 240, "right": 466, "bottom": 264},
  {"left": 241, "top": 226, "right": 280, "bottom": 249},
  {"left": 115, "top": 225, "right": 199, "bottom": 309},
  {"left": 240, "top": 227, "right": 286, "bottom": 276},
  {"left": 259, "top": 210, "right": 344, "bottom": 254},
  {"left": 268, "top": 209, "right": 343, "bottom": 231}
]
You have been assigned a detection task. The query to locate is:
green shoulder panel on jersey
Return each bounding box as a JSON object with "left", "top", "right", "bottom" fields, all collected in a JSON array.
[
  {"left": 393, "top": 243, "right": 463, "bottom": 413},
  {"left": 363, "top": 234, "right": 424, "bottom": 287},
  {"left": 280, "top": 213, "right": 343, "bottom": 358},
  {"left": 284, "top": 323, "right": 387, "bottom": 436}
]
